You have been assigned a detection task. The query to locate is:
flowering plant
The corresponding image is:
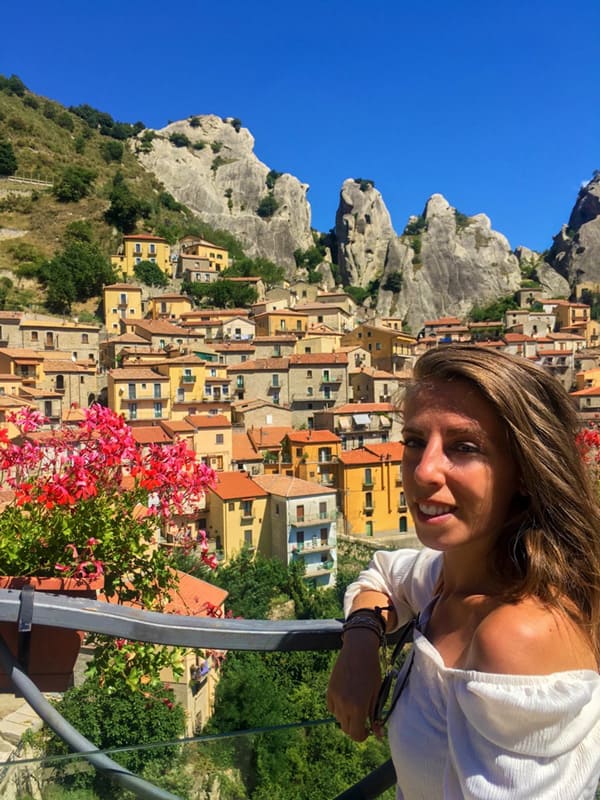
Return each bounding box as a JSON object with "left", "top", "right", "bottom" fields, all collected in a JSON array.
[{"left": 0, "top": 405, "right": 216, "bottom": 609}]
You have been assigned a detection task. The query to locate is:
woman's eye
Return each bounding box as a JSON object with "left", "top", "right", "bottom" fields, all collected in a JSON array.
[
  {"left": 453, "top": 442, "right": 480, "bottom": 454},
  {"left": 402, "top": 437, "right": 423, "bottom": 449}
]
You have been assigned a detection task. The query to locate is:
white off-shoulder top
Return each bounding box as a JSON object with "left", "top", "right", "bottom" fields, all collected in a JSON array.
[{"left": 344, "top": 548, "right": 600, "bottom": 800}]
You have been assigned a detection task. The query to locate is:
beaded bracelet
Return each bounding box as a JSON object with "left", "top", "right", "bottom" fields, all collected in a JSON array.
[{"left": 341, "top": 605, "right": 394, "bottom": 645}]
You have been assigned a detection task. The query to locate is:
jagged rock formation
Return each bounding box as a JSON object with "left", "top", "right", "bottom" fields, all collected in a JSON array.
[
  {"left": 335, "top": 179, "right": 396, "bottom": 287},
  {"left": 546, "top": 172, "right": 600, "bottom": 287},
  {"left": 515, "top": 246, "right": 569, "bottom": 298},
  {"left": 136, "top": 116, "right": 314, "bottom": 270},
  {"left": 336, "top": 188, "right": 524, "bottom": 331}
]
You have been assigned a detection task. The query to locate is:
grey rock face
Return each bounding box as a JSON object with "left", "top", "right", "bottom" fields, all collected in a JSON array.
[
  {"left": 547, "top": 173, "right": 600, "bottom": 286},
  {"left": 338, "top": 189, "right": 524, "bottom": 332},
  {"left": 137, "top": 116, "right": 313, "bottom": 271},
  {"left": 335, "top": 180, "right": 396, "bottom": 286},
  {"left": 515, "top": 246, "right": 569, "bottom": 298}
]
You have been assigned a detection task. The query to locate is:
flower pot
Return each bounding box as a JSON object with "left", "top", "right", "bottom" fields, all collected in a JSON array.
[{"left": 0, "top": 576, "right": 103, "bottom": 692}]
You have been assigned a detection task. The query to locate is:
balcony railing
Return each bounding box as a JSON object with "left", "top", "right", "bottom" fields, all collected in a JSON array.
[
  {"left": 181, "top": 375, "right": 196, "bottom": 384},
  {"left": 0, "top": 588, "right": 399, "bottom": 800},
  {"left": 290, "top": 510, "right": 337, "bottom": 526}
]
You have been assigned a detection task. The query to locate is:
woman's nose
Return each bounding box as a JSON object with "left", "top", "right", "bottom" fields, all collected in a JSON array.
[{"left": 413, "top": 440, "right": 446, "bottom": 486}]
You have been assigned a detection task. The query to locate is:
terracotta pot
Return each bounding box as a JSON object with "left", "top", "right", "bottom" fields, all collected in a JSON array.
[{"left": 0, "top": 575, "right": 103, "bottom": 692}]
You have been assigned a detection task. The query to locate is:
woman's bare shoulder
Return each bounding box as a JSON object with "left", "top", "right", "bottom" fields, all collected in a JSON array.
[{"left": 465, "top": 598, "right": 597, "bottom": 675}]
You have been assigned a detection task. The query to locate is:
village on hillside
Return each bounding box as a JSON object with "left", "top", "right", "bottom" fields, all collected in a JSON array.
[{"left": 0, "top": 230, "right": 597, "bottom": 594}]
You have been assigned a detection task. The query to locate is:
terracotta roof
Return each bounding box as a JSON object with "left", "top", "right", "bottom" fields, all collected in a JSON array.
[
  {"left": 109, "top": 333, "right": 150, "bottom": 344},
  {"left": 285, "top": 430, "right": 341, "bottom": 444},
  {"left": 131, "top": 319, "right": 191, "bottom": 335},
  {"left": 159, "top": 419, "right": 196, "bottom": 434},
  {"left": 365, "top": 442, "right": 404, "bottom": 460},
  {"left": 187, "top": 413, "right": 231, "bottom": 428},
  {"left": 42, "top": 360, "right": 87, "bottom": 373},
  {"left": 338, "top": 442, "right": 403, "bottom": 465},
  {"left": 288, "top": 353, "right": 348, "bottom": 365},
  {"left": 210, "top": 471, "right": 268, "bottom": 500},
  {"left": 105, "top": 283, "right": 142, "bottom": 291},
  {"left": 227, "top": 357, "right": 290, "bottom": 372},
  {"left": 232, "top": 432, "right": 260, "bottom": 462},
  {"left": 247, "top": 426, "right": 294, "bottom": 448},
  {"left": 331, "top": 402, "right": 396, "bottom": 414},
  {"left": 212, "top": 343, "right": 256, "bottom": 352},
  {"left": 537, "top": 349, "right": 573, "bottom": 357},
  {"left": 424, "top": 316, "right": 462, "bottom": 326},
  {"left": 109, "top": 368, "right": 168, "bottom": 380},
  {"left": 252, "top": 335, "right": 297, "bottom": 343},
  {"left": 252, "top": 474, "right": 335, "bottom": 498},
  {"left": 547, "top": 332, "right": 586, "bottom": 341},
  {"left": 131, "top": 426, "right": 173, "bottom": 444},
  {"left": 122, "top": 233, "right": 167, "bottom": 242},
  {"left": 571, "top": 386, "right": 600, "bottom": 396},
  {"left": 350, "top": 365, "right": 398, "bottom": 379},
  {"left": 503, "top": 333, "right": 535, "bottom": 343}
]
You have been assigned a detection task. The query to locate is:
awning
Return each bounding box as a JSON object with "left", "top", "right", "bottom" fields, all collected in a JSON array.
[
  {"left": 337, "top": 415, "right": 352, "bottom": 431},
  {"left": 353, "top": 413, "right": 371, "bottom": 426},
  {"left": 379, "top": 415, "right": 391, "bottom": 428}
]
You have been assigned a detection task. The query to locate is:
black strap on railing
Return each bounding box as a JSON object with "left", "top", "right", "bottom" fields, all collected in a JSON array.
[{"left": 333, "top": 759, "right": 396, "bottom": 799}]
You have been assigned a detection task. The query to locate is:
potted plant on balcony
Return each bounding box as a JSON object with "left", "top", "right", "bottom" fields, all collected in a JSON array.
[{"left": 0, "top": 405, "right": 217, "bottom": 691}]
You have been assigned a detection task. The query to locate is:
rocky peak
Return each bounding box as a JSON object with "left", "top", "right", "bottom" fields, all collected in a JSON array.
[{"left": 136, "top": 116, "right": 313, "bottom": 271}]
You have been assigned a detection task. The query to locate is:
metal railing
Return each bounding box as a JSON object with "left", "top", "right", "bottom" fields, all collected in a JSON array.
[{"left": 0, "top": 588, "right": 395, "bottom": 800}]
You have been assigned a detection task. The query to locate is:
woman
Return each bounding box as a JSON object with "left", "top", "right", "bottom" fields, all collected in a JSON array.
[{"left": 327, "top": 344, "right": 600, "bottom": 799}]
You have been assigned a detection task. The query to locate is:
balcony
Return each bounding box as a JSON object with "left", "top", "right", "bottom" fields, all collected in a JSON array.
[
  {"left": 364, "top": 505, "right": 374, "bottom": 516},
  {"left": 320, "top": 374, "right": 343, "bottom": 384},
  {"left": 0, "top": 588, "right": 401, "bottom": 799},
  {"left": 182, "top": 375, "right": 196, "bottom": 384},
  {"left": 240, "top": 514, "right": 254, "bottom": 524},
  {"left": 290, "top": 510, "right": 337, "bottom": 526}
]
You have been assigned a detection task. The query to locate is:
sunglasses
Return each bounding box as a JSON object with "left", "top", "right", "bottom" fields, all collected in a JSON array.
[{"left": 373, "top": 617, "right": 418, "bottom": 726}]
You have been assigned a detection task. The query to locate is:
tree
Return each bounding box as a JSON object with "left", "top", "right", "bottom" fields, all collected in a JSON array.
[
  {"left": 37, "top": 238, "right": 116, "bottom": 313},
  {"left": 222, "top": 256, "right": 285, "bottom": 288},
  {"left": 104, "top": 173, "right": 152, "bottom": 233},
  {"left": 0, "top": 140, "right": 17, "bottom": 176},
  {"left": 185, "top": 279, "right": 258, "bottom": 308},
  {"left": 256, "top": 193, "right": 279, "bottom": 218},
  {"left": 134, "top": 259, "right": 169, "bottom": 287},
  {"left": 101, "top": 139, "right": 124, "bottom": 163},
  {"left": 469, "top": 294, "right": 518, "bottom": 322},
  {"left": 53, "top": 165, "right": 97, "bottom": 202}
]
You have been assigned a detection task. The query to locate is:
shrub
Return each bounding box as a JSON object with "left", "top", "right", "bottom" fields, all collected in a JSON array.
[
  {"left": 382, "top": 271, "right": 403, "bottom": 293},
  {"left": 256, "top": 193, "right": 279, "bottom": 219},
  {"left": 159, "top": 191, "right": 183, "bottom": 212},
  {"left": 454, "top": 209, "right": 471, "bottom": 231},
  {"left": 101, "top": 139, "right": 124, "bottom": 163},
  {"left": 169, "top": 131, "right": 191, "bottom": 148},
  {"left": 134, "top": 259, "right": 169, "bottom": 287},
  {"left": 189, "top": 116, "right": 201, "bottom": 127},
  {"left": 266, "top": 169, "right": 282, "bottom": 190},
  {"left": 230, "top": 117, "right": 242, "bottom": 132},
  {"left": 56, "top": 111, "right": 74, "bottom": 131},
  {"left": 52, "top": 165, "right": 97, "bottom": 202},
  {"left": 0, "top": 74, "right": 26, "bottom": 96},
  {"left": 0, "top": 140, "right": 18, "bottom": 176},
  {"left": 23, "top": 94, "right": 39, "bottom": 109},
  {"left": 211, "top": 141, "right": 223, "bottom": 153},
  {"left": 403, "top": 215, "right": 428, "bottom": 236},
  {"left": 74, "top": 134, "right": 86, "bottom": 154},
  {"left": 192, "top": 140, "right": 206, "bottom": 150},
  {"left": 40, "top": 676, "right": 186, "bottom": 796},
  {"left": 354, "top": 177, "right": 375, "bottom": 192}
]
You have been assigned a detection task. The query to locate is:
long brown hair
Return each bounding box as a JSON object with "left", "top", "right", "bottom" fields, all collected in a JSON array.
[{"left": 410, "top": 344, "right": 600, "bottom": 662}]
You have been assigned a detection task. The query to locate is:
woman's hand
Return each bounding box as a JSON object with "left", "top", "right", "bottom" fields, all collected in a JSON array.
[{"left": 327, "top": 628, "right": 383, "bottom": 741}]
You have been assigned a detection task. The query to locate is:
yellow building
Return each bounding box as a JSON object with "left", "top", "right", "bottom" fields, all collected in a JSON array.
[
  {"left": 337, "top": 442, "right": 413, "bottom": 539},
  {"left": 107, "top": 367, "right": 171, "bottom": 422},
  {"left": 179, "top": 237, "right": 230, "bottom": 272},
  {"left": 186, "top": 413, "right": 232, "bottom": 471},
  {"left": 103, "top": 284, "right": 143, "bottom": 334},
  {"left": 341, "top": 323, "right": 416, "bottom": 373},
  {"left": 149, "top": 294, "right": 194, "bottom": 321},
  {"left": 254, "top": 309, "right": 308, "bottom": 337},
  {"left": 152, "top": 355, "right": 207, "bottom": 419},
  {"left": 111, "top": 234, "right": 172, "bottom": 279},
  {"left": 205, "top": 471, "right": 269, "bottom": 560},
  {"left": 281, "top": 430, "right": 341, "bottom": 487}
]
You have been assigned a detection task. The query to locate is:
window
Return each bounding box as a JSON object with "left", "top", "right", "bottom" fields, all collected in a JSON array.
[
  {"left": 154, "top": 402, "right": 162, "bottom": 418},
  {"left": 244, "top": 530, "right": 253, "bottom": 547},
  {"left": 319, "top": 501, "right": 327, "bottom": 519},
  {"left": 399, "top": 517, "right": 408, "bottom": 533},
  {"left": 153, "top": 383, "right": 161, "bottom": 399},
  {"left": 228, "top": 502, "right": 235, "bottom": 511},
  {"left": 44, "top": 400, "right": 52, "bottom": 417},
  {"left": 159, "top": 339, "right": 166, "bottom": 349},
  {"left": 120, "top": 293, "right": 127, "bottom": 305},
  {"left": 177, "top": 388, "right": 185, "bottom": 402},
  {"left": 81, "top": 333, "right": 89, "bottom": 344},
  {"left": 364, "top": 467, "right": 373, "bottom": 486},
  {"left": 280, "top": 320, "right": 286, "bottom": 330},
  {"left": 242, "top": 500, "right": 253, "bottom": 518},
  {"left": 31, "top": 331, "right": 38, "bottom": 342},
  {"left": 296, "top": 505, "right": 304, "bottom": 522},
  {"left": 273, "top": 392, "right": 280, "bottom": 404},
  {"left": 365, "top": 491, "right": 373, "bottom": 509},
  {"left": 149, "top": 243, "right": 156, "bottom": 254},
  {"left": 135, "top": 243, "right": 142, "bottom": 254},
  {"left": 323, "top": 370, "right": 330, "bottom": 382},
  {"left": 129, "top": 403, "right": 137, "bottom": 420},
  {"left": 307, "top": 386, "right": 313, "bottom": 396},
  {"left": 304, "top": 347, "right": 311, "bottom": 354},
  {"left": 275, "top": 503, "right": 280, "bottom": 516},
  {"left": 320, "top": 527, "right": 328, "bottom": 544},
  {"left": 296, "top": 448, "right": 303, "bottom": 457},
  {"left": 274, "top": 345, "right": 281, "bottom": 357},
  {"left": 318, "top": 316, "right": 323, "bottom": 323},
  {"left": 210, "top": 368, "right": 217, "bottom": 377},
  {"left": 307, "top": 370, "right": 313, "bottom": 379},
  {"left": 366, "top": 521, "right": 373, "bottom": 537},
  {"left": 272, "top": 374, "right": 279, "bottom": 387},
  {"left": 216, "top": 433, "right": 224, "bottom": 445},
  {"left": 296, "top": 321, "right": 302, "bottom": 330},
  {"left": 296, "top": 531, "right": 305, "bottom": 550}
]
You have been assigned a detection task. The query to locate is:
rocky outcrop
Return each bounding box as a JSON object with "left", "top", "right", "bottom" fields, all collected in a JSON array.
[
  {"left": 136, "top": 116, "right": 314, "bottom": 271},
  {"left": 335, "top": 179, "right": 396, "bottom": 286},
  {"left": 546, "top": 173, "right": 600, "bottom": 286},
  {"left": 337, "top": 188, "right": 525, "bottom": 331},
  {"left": 515, "top": 246, "right": 569, "bottom": 298}
]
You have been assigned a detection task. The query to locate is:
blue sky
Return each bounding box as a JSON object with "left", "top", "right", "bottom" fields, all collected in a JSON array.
[{"left": 2, "top": 0, "right": 598, "bottom": 252}]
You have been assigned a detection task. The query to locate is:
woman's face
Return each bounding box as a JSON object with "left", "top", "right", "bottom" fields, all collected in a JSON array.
[{"left": 402, "top": 379, "right": 519, "bottom": 556}]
